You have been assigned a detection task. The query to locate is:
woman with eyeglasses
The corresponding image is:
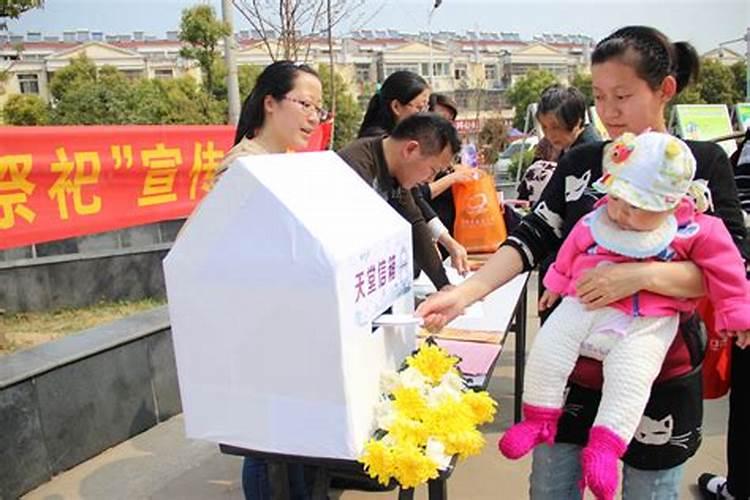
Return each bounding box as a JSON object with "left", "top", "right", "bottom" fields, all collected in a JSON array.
[
  {"left": 214, "top": 60, "right": 325, "bottom": 500},
  {"left": 357, "top": 71, "right": 470, "bottom": 278},
  {"left": 217, "top": 61, "right": 327, "bottom": 176}
]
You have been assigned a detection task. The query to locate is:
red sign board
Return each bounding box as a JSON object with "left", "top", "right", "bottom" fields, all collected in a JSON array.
[{"left": 0, "top": 122, "right": 332, "bottom": 250}]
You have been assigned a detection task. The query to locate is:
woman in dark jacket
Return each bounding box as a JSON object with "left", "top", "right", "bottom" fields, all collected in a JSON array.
[{"left": 418, "top": 26, "right": 748, "bottom": 499}]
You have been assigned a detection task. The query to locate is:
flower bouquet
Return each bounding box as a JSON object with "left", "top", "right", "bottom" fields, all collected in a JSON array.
[{"left": 358, "top": 338, "right": 498, "bottom": 489}]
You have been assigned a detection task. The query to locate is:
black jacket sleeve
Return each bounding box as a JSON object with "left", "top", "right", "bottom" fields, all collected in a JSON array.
[
  {"left": 694, "top": 141, "right": 750, "bottom": 261},
  {"left": 395, "top": 190, "right": 449, "bottom": 289},
  {"left": 502, "top": 143, "right": 605, "bottom": 272},
  {"left": 411, "top": 186, "right": 439, "bottom": 224},
  {"left": 503, "top": 153, "right": 573, "bottom": 270}
]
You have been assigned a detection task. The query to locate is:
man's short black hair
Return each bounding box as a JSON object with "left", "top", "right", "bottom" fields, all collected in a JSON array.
[{"left": 390, "top": 112, "right": 461, "bottom": 156}]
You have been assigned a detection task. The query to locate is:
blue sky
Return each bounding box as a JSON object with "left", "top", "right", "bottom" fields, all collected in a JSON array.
[{"left": 6, "top": 0, "right": 749, "bottom": 54}]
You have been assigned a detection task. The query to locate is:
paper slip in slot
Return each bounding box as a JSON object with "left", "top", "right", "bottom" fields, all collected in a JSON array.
[
  {"left": 418, "top": 327, "right": 504, "bottom": 345},
  {"left": 373, "top": 314, "right": 424, "bottom": 327}
]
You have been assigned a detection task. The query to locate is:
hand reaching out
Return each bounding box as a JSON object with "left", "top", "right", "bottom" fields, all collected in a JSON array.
[{"left": 539, "top": 290, "right": 561, "bottom": 311}]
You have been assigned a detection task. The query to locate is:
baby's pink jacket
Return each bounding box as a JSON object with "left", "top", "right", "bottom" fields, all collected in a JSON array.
[{"left": 544, "top": 198, "right": 750, "bottom": 332}]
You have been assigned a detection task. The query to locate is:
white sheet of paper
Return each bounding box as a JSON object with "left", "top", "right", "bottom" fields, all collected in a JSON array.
[
  {"left": 414, "top": 266, "right": 529, "bottom": 332},
  {"left": 373, "top": 314, "right": 424, "bottom": 327}
]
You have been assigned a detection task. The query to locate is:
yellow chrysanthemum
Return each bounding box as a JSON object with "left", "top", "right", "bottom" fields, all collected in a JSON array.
[
  {"left": 359, "top": 438, "right": 395, "bottom": 486},
  {"left": 442, "top": 428, "right": 485, "bottom": 459},
  {"left": 407, "top": 344, "right": 458, "bottom": 384},
  {"left": 389, "top": 414, "right": 430, "bottom": 447},
  {"left": 391, "top": 441, "right": 439, "bottom": 489},
  {"left": 392, "top": 386, "right": 428, "bottom": 420},
  {"left": 360, "top": 343, "right": 501, "bottom": 489},
  {"left": 423, "top": 398, "right": 474, "bottom": 440},
  {"left": 461, "top": 390, "right": 498, "bottom": 425}
]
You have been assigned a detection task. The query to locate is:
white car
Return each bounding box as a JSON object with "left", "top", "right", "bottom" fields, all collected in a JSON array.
[{"left": 493, "top": 136, "right": 539, "bottom": 183}]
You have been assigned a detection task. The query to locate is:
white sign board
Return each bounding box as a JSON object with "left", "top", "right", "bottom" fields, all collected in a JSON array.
[{"left": 164, "top": 151, "right": 416, "bottom": 459}]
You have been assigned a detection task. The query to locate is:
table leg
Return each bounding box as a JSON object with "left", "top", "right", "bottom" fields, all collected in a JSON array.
[
  {"left": 428, "top": 477, "right": 448, "bottom": 500},
  {"left": 398, "top": 487, "right": 415, "bottom": 500},
  {"left": 311, "top": 467, "right": 329, "bottom": 500},
  {"left": 514, "top": 285, "right": 527, "bottom": 424}
]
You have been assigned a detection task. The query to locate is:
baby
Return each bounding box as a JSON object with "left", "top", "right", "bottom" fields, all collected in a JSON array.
[{"left": 498, "top": 132, "right": 750, "bottom": 500}]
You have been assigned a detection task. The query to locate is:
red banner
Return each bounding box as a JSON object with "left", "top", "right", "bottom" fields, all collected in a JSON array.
[
  {"left": 454, "top": 119, "right": 481, "bottom": 134},
  {"left": 0, "top": 123, "right": 332, "bottom": 250}
]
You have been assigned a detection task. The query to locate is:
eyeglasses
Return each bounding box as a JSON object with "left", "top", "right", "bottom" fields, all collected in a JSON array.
[{"left": 283, "top": 96, "right": 330, "bottom": 122}]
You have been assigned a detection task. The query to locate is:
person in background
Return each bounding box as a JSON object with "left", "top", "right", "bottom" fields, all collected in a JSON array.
[
  {"left": 536, "top": 84, "right": 601, "bottom": 160},
  {"left": 358, "top": 72, "right": 469, "bottom": 276},
  {"left": 214, "top": 60, "right": 327, "bottom": 500},
  {"left": 420, "top": 93, "right": 475, "bottom": 254},
  {"left": 417, "top": 26, "right": 749, "bottom": 499},
  {"left": 533, "top": 136, "right": 562, "bottom": 163},
  {"left": 340, "top": 113, "right": 461, "bottom": 290},
  {"left": 698, "top": 129, "right": 750, "bottom": 500},
  {"left": 518, "top": 84, "right": 603, "bottom": 319},
  {"left": 518, "top": 85, "right": 601, "bottom": 204}
]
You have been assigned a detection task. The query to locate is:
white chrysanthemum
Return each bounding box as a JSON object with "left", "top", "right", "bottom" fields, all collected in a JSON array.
[
  {"left": 380, "top": 370, "right": 402, "bottom": 394},
  {"left": 425, "top": 438, "right": 452, "bottom": 470},
  {"left": 375, "top": 398, "right": 396, "bottom": 430},
  {"left": 426, "top": 383, "right": 462, "bottom": 407},
  {"left": 399, "top": 366, "right": 429, "bottom": 392},
  {"left": 381, "top": 433, "right": 397, "bottom": 447},
  {"left": 439, "top": 371, "right": 466, "bottom": 393}
]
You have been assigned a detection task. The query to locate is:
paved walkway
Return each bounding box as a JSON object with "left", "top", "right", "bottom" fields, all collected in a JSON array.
[{"left": 24, "top": 277, "right": 729, "bottom": 499}]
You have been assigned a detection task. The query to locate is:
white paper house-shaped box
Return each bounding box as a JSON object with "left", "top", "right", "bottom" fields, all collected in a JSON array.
[{"left": 163, "top": 151, "right": 416, "bottom": 459}]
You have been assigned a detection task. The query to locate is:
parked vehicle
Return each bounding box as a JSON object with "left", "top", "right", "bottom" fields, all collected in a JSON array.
[{"left": 493, "top": 136, "right": 539, "bottom": 185}]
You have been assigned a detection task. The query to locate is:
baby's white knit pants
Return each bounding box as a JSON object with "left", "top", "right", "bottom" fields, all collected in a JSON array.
[{"left": 524, "top": 296, "right": 679, "bottom": 442}]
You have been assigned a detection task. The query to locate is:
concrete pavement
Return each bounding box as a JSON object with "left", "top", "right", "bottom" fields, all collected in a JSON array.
[{"left": 23, "top": 276, "right": 729, "bottom": 499}]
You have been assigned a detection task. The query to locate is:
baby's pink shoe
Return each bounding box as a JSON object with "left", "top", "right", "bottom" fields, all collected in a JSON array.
[
  {"left": 498, "top": 404, "right": 563, "bottom": 459},
  {"left": 581, "top": 426, "right": 627, "bottom": 500}
]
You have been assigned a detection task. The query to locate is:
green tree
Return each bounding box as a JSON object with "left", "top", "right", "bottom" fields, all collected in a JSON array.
[
  {"left": 0, "top": 0, "right": 43, "bottom": 23},
  {"left": 49, "top": 60, "right": 136, "bottom": 125},
  {"left": 570, "top": 72, "right": 593, "bottom": 107},
  {"left": 697, "top": 59, "right": 736, "bottom": 105},
  {"left": 507, "top": 147, "right": 536, "bottom": 181},
  {"left": 212, "top": 62, "right": 263, "bottom": 103},
  {"left": 129, "top": 76, "right": 225, "bottom": 125},
  {"left": 178, "top": 4, "right": 230, "bottom": 98},
  {"left": 48, "top": 54, "right": 98, "bottom": 102},
  {"left": 730, "top": 61, "right": 748, "bottom": 102},
  {"left": 317, "top": 64, "right": 362, "bottom": 150},
  {"left": 2, "top": 93, "right": 48, "bottom": 124},
  {"left": 506, "top": 69, "right": 558, "bottom": 129},
  {"left": 238, "top": 65, "right": 263, "bottom": 101}
]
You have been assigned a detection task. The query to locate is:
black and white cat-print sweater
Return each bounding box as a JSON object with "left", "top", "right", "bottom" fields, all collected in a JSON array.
[
  {"left": 506, "top": 139, "right": 748, "bottom": 469},
  {"left": 505, "top": 140, "right": 749, "bottom": 274}
]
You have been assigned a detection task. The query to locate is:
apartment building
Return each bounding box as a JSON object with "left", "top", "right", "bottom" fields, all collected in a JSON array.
[{"left": 0, "top": 28, "right": 594, "bottom": 118}]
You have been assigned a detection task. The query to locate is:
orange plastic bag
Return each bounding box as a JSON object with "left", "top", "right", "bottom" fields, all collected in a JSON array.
[
  {"left": 452, "top": 170, "right": 507, "bottom": 253},
  {"left": 697, "top": 297, "right": 732, "bottom": 399}
]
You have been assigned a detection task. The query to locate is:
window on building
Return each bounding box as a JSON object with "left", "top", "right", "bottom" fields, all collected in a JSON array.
[
  {"left": 384, "top": 64, "right": 419, "bottom": 77},
  {"left": 122, "top": 70, "right": 145, "bottom": 80},
  {"left": 420, "top": 62, "right": 449, "bottom": 78},
  {"left": 484, "top": 64, "right": 498, "bottom": 81},
  {"left": 154, "top": 69, "right": 174, "bottom": 80},
  {"left": 454, "top": 63, "right": 467, "bottom": 80},
  {"left": 17, "top": 73, "right": 39, "bottom": 95},
  {"left": 355, "top": 63, "right": 371, "bottom": 82}
]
